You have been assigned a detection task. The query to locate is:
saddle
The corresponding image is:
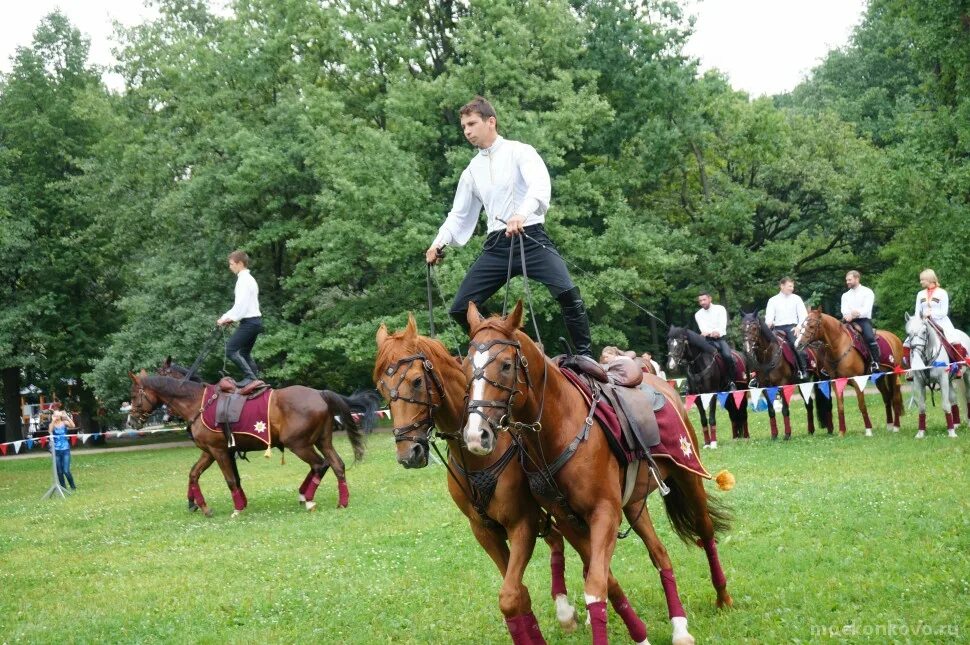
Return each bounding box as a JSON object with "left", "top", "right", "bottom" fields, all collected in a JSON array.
[
  {"left": 841, "top": 325, "right": 893, "bottom": 371},
  {"left": 214, "top": 377, "right": 270, "bottom": 431},
  {"left": 775, "top": 333, "right": 818, "bottom": 373},
  {"left": 559, "top": 355, "right": 661, "bottom": 466},
  {"left": 711, "top": 350, "right": 746, "bottom": 385},
  {"left": 925, "top": 319, "right": 969, "bottom": 366}
]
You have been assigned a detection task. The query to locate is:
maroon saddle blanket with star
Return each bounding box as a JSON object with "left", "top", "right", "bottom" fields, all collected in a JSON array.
[
  {"left": 201, "top": 385, "right": 273, "bottom": 445},
  {"left": 560, "top": 368, "right": 711, "bottom": 479}
]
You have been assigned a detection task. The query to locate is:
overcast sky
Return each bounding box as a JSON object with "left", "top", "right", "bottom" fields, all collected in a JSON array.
[{"left": 0, "top": 0, "right": 867, "bottom": 97}]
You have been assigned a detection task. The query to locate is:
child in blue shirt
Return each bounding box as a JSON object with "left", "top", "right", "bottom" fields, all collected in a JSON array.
[{"left": 51, "top": 410, "right": 77, "bottom": 491}]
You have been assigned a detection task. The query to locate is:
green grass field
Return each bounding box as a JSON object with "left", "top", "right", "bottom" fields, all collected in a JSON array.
[{"left": 1, "top": 393, "right": 968, "bottom": 644}]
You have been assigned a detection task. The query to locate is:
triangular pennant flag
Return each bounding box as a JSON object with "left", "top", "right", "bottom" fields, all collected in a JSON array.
[
  {"left": 932, "top": 360, "right": 948, "bottom": 367},
  {"left": 14, "top": 441, "right": 23, "bottom": 454},
  {"left": 764, "top": 386, "right": 779, "bottom": 404},
  {"left": 667, "top": 380, "right": 677, "bottom": 389},
  {"left": 684, "top": 394, "right": 697, "bottom": 411},
  {"left": 870, "top": 372, "right": 883, "bottom": 383},
  {"left": 893, "top": 365, "right": 906, "bottom": 375},
  {"left": 798, "top": 382, "right": 815, "bottom": 403},
  {"left": 852, "top": 375, "right": 869, "bottom": 391},
  {"left": 782, "top": 384, "right": 796, "bottom": 404},
  {"left": 834, "top": 377, "right": 849, "bottom": 396},
  {"left": 816, "top": 380, "right": 831, "bottom": 399},
  {"left": 26, "top": 438, "right": 34, "bottom": 450},
  {"left": 732, "top": 390, "right": 747, "bottom": 408},
  {"left": 716, "top": 392, "right": 729, "bottom": 408},
  {"left": 700, "top": 392, "right": 715, "bottom": 409},
  {"left": 70, "top": 435, "right": 78, "bottom": 447},
  {"left": 676, "top": 378, "right": 685, "bottom": 388},
  {"left": 80, "top": 433, "right": 89, "bottom": 444},
  {"left": 38, "top": 436, "right": 48, "bottom": 448},
  {"left": 0, "top": 444, "right": 7, "bottom": 456},
  {"left": 92, "top": 433, "right": 101, "bottom": 442},
  {"left": 749, "top": 387, "right": 763, "bottom": 407}
]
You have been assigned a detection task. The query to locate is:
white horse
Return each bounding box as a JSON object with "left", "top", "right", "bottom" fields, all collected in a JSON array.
[{"left": 903, "top": 314, "right": 969, "bottom": 438}]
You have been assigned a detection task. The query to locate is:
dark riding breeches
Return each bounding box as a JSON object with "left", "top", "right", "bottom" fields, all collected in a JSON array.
[
  {"left": 854, "top": 318, "right": 880, "bottom": 364},
  {"left": 776, "top": 324, "right": 807, "bottom": 373}
]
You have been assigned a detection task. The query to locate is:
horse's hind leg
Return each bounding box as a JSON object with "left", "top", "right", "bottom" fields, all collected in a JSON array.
[
  {"left": 623, "top": 498, "right": 693, "bottom": 645},
  {"left": 696, "top": 403, "right": 711, "bottom": 447},
  {"left": 767, "top": 398, "right": 779, "bottom": 439},
  {"left": 707, "top": 403, "right": 718, "bottom": 448},
  {"left": 914, "top": 376, "right": 928, "bottom": 439},
  {"left": 542, "top": 530, "right": 578, "bottom": 631},
  {"left": 781, "top": 398, "right": 792, "bottom": 439},
  {"left": 211, "top": 448, "right": 246, "bottom": 517},
  {"left": 314, "top": 421, "right": 349, "bottom": 507},
  {"left": 853, "top": 382, "right": 873, "bottom": 436},
  {"left": 188, "top": 451, "right": 215, "bottom": 517},
  {"left": 288, "top": 443, "right": 331, "bottom": 512},
  {"left": 299, "top": 457, "right": 331, "bottom": 504}
]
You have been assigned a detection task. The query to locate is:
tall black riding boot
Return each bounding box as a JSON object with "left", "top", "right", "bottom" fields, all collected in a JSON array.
[
  {"left": 795, "top": 351, "right": 808, "bottom": 381},
  {"left": 557, "top": 287, "right": 593, "bottom": 358},
  {"left": 868, "top": 342, "right": 881, "bottom": 371},
  {"left": 229, "top": 351, "right": 258, "bottom": 387}
]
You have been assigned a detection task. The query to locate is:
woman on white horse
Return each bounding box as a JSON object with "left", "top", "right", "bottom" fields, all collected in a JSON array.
[{"left": 915, "top": 268, "right": 955, "bottom": 338}]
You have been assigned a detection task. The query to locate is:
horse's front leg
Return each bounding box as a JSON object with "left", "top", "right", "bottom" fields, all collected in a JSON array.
[
  {"left": 187, "top": 451, "right": 215, "bottom": 517},
  {"left": 835, "top": 387, "right": 848, "bottom": 436},
  {"left": 212, "top": 448, "right": 246, "bottom": 517},
  {"left": 914, "top": 374, "right": 929, "bottom": 439},
  {"left": 499, "top": 522, "right": 546, "bottom": 645},
  {"left": 695, "top": 399, "right": 711, "bottom": 447},
  {"left": 585, "top": 503, "right": 621, "bottom": 645},
  {"left": 941, "top": 371, "right": 956, "bottom": 436},
  {"left": 541, "top": 531, "right": 578, "bottom": 632},
  {"left": 780, "top": 396, "right": 792, "bottom": 439},
  {"left": 853, "top": 382, "right": 873, "bottom": 436},
  {"left": 767, "top": 394, "right": 779, "bottom": 439},
  {"left": 707, "top": 401, "right": 718, "bottom": 447}
]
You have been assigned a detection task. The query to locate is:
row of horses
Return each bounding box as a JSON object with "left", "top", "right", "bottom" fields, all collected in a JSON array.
[
  {"left": 666, "top": 308, "right": 969, "bottom": 441},
  {"left": 128, "top": 303, "right": 737, "bottom": 644}
]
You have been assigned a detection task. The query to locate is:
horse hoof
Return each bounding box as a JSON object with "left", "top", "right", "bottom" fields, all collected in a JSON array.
[
  {"left": 554, "top": 595, "right": 578, "bottom": 632},
  {"left": 298, "top": 493, "right": 306, "bottom": 504},
  {"left": 716, "top": 594, "right": 734, "bottom": 609},
  {"left": 188, "top": 501, "right": 199, "bottom": 512},
  {"left": 305, "top": 501, "right": 317, "bottom": 512},
  {"left": 231, "top": 510, "right": 242, "bottom": 518},
  {"left": 948, "top": 430, "right": 958, "bottom": 438},
  {"left": 864, "top": 428, "right": 873, "bottom": 437},
  {"left": 671, "top": 617, "right": 694, "bottom": 645},
  {"left": 203, "top": 507, "right": 213, "bottom": 518}
]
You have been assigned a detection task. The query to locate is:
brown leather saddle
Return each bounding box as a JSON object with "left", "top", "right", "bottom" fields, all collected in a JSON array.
[{"left": 214, "top": 377, "right": 270, "bottom": 429}]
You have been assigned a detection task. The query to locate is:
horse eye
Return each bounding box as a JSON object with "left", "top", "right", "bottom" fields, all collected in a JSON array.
[
  {"left": 502, "top": 360, "right": 513, "bottom": 371},
  {"left": 411, "top": 377, "right": 423, "bottom": 389}
]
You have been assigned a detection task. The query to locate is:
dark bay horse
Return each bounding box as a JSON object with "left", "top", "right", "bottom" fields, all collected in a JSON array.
[
  {"left": 796, "top": 308, "right": 904, "bottom": 436},
  {"left": 462, "top": 303, "right": 734, "bottom": 645},
  {"left": 666, "top": 326, "right": 749, "bottom": 445},
  {"left": 127, "top": 368, "right": 376, "bottom": 515},
  {"left": 740, "top": 312, "right": 833, "bottom": 438}
]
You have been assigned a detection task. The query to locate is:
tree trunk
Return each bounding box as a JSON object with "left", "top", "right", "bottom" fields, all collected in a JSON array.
[
  {"left": 2, "top": 366, "right": 23, "bottom": 442},
  {"left": 74, "top": 376, "right": 101, "bottom": 434}
]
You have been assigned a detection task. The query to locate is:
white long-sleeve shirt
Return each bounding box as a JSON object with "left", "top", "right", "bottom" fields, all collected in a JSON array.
[
  {"left": 915, "top": 287, "right": 954, "bottom": 336},
  {"left": 695, "top": 304, "right": 728, "bottom": 336},
  {"left": 432, "top": 136, "right": 551, "bottom": 248},
  {"left": 841, "top": 285, "right": 874, "bottom": 320},
  {"left": 222, "top": 269, "right": 261, "bottom": 321},
  {"left": 765, "top": 292, "right": 807, "bottom": 327}
]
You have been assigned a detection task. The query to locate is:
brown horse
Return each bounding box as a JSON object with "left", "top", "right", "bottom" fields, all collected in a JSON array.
[
  {"left": 127, "top": 367, "right": 376, "bottom": 515},
  {"left": 462, "top": 302, "right": 733, "bottom": 645},
  {"left": 375, "top": 316, "right": 661, "bottom": 644},
  {"left": 740, "top": 312, "right": 834, "bottom": 438},
  {"left": 796, "top": 308, "right": 904, "bottom": 436}
]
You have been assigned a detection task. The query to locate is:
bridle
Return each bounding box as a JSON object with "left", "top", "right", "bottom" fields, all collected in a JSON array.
[
  {"left": 378, "top": 353, "right": 449, "bottom": 448},
  {"left": 668, "top": 333, "right": 716, "bottom": 379},
  {"left": 128, "top": 383, "right": 153, "bottom": 426},
  {"left": 906, "top": 320, "right": 936, "bottom": 367},
  {"left": 743, "top": 320, "right": 782, "bottom": 372},
  {"left": 465, "top": 335, "right": 541, "bottom": 435}
]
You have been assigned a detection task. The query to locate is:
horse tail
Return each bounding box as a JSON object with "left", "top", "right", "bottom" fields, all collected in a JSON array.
[
  {"left": 660, "top": 471, "right": 733, "bottom": 544},
  {"left": 319, "top": 390, "right": 370, "bottom": 463}
]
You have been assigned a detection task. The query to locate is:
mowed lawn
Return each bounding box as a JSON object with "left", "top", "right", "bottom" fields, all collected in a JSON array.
[{"left": 1, "top": 392, "right": 968, "bottom": 644}]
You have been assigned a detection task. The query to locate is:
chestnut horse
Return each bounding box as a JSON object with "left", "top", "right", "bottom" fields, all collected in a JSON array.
[
  {"left": 462, "top": 303, "right": 733, "bottom": 645},
  {"left": 740, "top": 312, "right": 834, "bottom": 438},
  {"left": 127, "top": 368, "right": 377, "bottom": 515},
  {"left": 666, "top": 326, "right": 749, "bottom": 446},
  {"left": 795, "top": 308, "right": 904, "bottom": 436},
  {"left": 375, "top": 316, "right": 660, "bottom": 644}
]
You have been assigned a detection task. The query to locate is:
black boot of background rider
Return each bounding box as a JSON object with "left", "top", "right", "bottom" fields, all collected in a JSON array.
[
  {"left": 557, "top": 287, "right": 593, "bottom": 358},
  {"left": 868, "top": 342, "right": 881, "bottom": 372},
  {"left": 795, "top": 351, "right": 808, "bottom": 381},
  {"left": 229, "top": 351, "right": 258, "bottom": 387}
]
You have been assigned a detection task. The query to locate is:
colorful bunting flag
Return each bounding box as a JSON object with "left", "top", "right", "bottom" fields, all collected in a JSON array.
[
  {"left": 797, "top": 382, "right": 815, "bottom": 403},
  {"left": 700, "top": 393, "right": 715, "bottom": 410},
  {"left": 852, "top": 375, "right": 870, "bottom": 391},
  {"left": 816, "top": 381, "right": 831, "bottom": 399},
  {"left": 716, "top": 392, "right": 729, "bottom": 408},
  {"left": 834, "top": 378, "right": 849, "bottom": 396},
  {"left": 684, "top": 394, "right": 697, "bottom": 411},
  {"left": 732, "top": 390, "right": 746, "bottom": 408},
  {"left": 764, "top": 386, "right": 778, "bottom": 404},
  {"left": 782, "top": 384, "right": 796, "bottom": 404}
]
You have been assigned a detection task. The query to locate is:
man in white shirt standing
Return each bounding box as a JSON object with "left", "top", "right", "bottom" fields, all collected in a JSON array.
[
  {"left": 765, "top": 276, "right": 808, "bottom": 380},
  {"left": 841, "top": 270, "right": 880, "bottom": 372},
  {"left": 694, "top": 291, "right": 738, "bottom": 389},
  {"left": 217, "top": 250, "right": 264, "bottom": 387},
  {"left": 425, "top": 97, "right": 592, "bottom": 357}
]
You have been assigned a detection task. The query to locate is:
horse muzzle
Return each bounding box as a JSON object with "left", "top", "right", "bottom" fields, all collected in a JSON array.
[{"left": 397, "top": 442, "right": 429, "bottom": 469}]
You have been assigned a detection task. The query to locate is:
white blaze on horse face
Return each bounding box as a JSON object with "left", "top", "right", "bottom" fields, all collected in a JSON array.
[
  {"left": 667, "top": 341, "right": 679, "bottom": 371},
  {"left": 463, "top": 349, "right": 490, "bottom": 453}
]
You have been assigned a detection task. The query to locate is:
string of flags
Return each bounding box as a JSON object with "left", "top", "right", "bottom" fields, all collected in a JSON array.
[
  {"left": 668, "top": 360, "right": 967, "bottom": 412},
  {"left": 0, "top": 409, "right": 394, "bottom": 456}
]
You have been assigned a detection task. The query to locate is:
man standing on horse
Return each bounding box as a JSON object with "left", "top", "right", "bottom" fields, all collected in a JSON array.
[
  {"left": 424, "top": 96, "right": 593, "bottom": 357},
  {"left": 765, "top": 277, "right": 809, "bottom": 380},
  {"left": 695, "top": 291, "right": 738, "bottom": 390},
  {"left": 217, "top": 250, "right": 264, "bottom": 387},
  {"left": 841, "top": 270, "right": 880, "bottom": 372}
]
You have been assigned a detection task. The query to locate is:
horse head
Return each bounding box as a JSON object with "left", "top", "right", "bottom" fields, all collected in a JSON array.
[
  {"left": 374, "top": 313, "right": 450, "bottom": 469},
  {"left": 462, "top": 301, "right": 536, "bottom": 456},
  {"left": 796, "top": 308, "right": 825, "bottom": 351},
  {"left": 740, "top": 311, "right": 764, "bottom": 356},
  {"left": 666, "top": 326, "right": 690, "bottom": 371},
  {"left": 904, "top": 313, "right": 936, "bottom": 368},
  {"left": 127, "top": 369, "right": 162, "bottom": 429}
]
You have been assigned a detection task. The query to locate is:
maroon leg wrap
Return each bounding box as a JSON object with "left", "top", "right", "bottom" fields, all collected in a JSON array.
[
  {"left": 586, "top": 600, "right": 609, "bottom": 645},
  {"left": 783, "top": 415, "right": 792, "bottom": 437},
  {"left": 505, "top": 615, "right": 530, "bottom": 645},
  {"left": 952, "top": 404, "right": 962, "bottom": 426},
  {"left": 231, "top": 488, "right": 246, "bottom": 511},
  {"left": 918, "top": 413, "right": 927, "bottom": 431},
  {"left": 659, "top": 568, "right": 686, "bottom": 618},
  {"left": 769, "top": 416, "right": 778, "bottom": 438},
  {"left": 337, "top": 478, "right": 349, "bottom": 507},
  {"left": 611, "top": 593, "right": 647, "bottom": 643},
  {"left": 702, "top": 537, "right": 728, "bottom": 589},
  {"left": 702, "top": 427, "right": 711, "bottom": 445},
  {"left": 524, "top": 612, "right": 546, "bottom": 645},
  {"left": 550, "top": 551, "right": 567, "bottom": 598},
  {"left": 299, "top": 471, "right": 314, "bottom": 495},
  {"left": 304, "top": 474, "right": 322, "bottom": 502},
  {"left": 709, "top": 425, "right": 717, "bottom": 442},
  {"left": 240, "top": 488, "right": 248, "bottom": 506},
  {"left": 838, "top": 408, "right": 847, "bottom": 435},
  {"left": 187, "top": 481, "right": 196, "bottom": 501},
  {"left": 893, "top": 407, "right": 901, "bottom": 427},
  {"left": 945, "top": 411, "right": 953, "bottom": 430}
]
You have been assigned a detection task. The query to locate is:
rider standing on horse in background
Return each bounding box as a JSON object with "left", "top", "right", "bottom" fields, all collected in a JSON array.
[
  {"left": 424, "top": 96, "right": 593, "bottom": 357},
  {"left": 217, "top": 250, "right": 265, "bottom": 387},
  {"left": 841, "top": 270, "right": 880, "bottom": 373},
  {"left": 765, "top": 276, "right": 809, "bottom": 381},
  {"left": 694, "top": 291, "right": 738, "bottom": 390}
]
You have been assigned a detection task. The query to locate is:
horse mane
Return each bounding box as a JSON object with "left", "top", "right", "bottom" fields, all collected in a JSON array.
[
  {"left": 160, "top": 362, "right": 203, "bottom": 383},
  {"left": 373, "top": 329, "right": 459, "bottom": 382},
  {"left": 673, "top": 326, "right": 714, "bottom": 354},
  {"left": 758, "top": 317, "right": 774, "bottom": 342},
  {"left": 142, "top": 374, "right": 205, "bottom": 398}
]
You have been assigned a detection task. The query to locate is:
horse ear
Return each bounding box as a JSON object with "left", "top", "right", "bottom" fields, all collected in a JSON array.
[
  {"left": 507, "top": 300, "right": 525, "bottom": 330},
  {"left": 466, "top": 302, "right": 485, "bottom": 329},
  {"left": 128, "top": 371, "right": 137, "bottom": 383},
  {"left": 404, "top": 313, "right": 418, "bottom": 339},
  {"left": 164, "top": 356, "right": 172, "bottom": 368},
  {"left": 904, "top": 312, "right": 911, "bottom": 322},
  {"left": 376, "top": 323, "right": 389, "bottom": 347}
]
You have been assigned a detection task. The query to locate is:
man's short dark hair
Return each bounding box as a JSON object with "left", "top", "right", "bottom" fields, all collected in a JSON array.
[
  {"left": 228, "top": 250, "right": 250, "bottom": 267},
  {"left": 779, "top": 276, "right": 794, "bottom": 286},
  {"left": 698, "top": 291, "right": 711, "bottom": 298},
  {"left": 459, "top": 96, "right": 498, "bottom": 123}
]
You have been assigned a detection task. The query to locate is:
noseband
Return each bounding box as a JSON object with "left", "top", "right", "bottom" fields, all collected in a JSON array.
[
  {"left": 129, "top": 384, "right": 152, "bottom": 426},
  {"left": 465, "top": 337, "right": 535, "bottom": 434},
  {"left": 379, "top": 354, "right": 448, "bottom": 448}
]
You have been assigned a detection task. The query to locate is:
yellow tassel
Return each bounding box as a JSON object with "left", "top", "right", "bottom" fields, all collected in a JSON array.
[
  {"left": 715, "top": 470, "right": 736, "bottom": 492},
  {"left": 264, "top": 445, "right": 272, "bottom": 459}
]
